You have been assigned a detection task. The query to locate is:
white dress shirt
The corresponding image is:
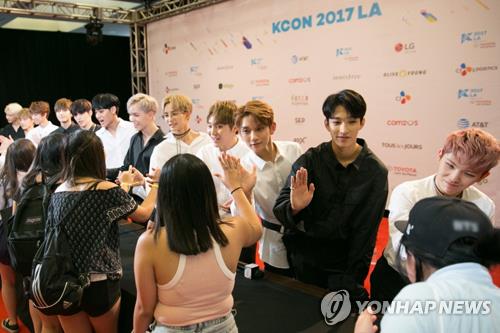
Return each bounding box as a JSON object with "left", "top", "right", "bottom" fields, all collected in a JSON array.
[
  {"left": 95, "top": 118, "right": 137, "bottom": 169},
  {"left": 149, "top": 131, "right": 211, "bottom": 172},
  {"left": 384, "top": 174, "right": 495, "bottom": 269},
  {"left": 26, "top": 121, "right": 59, "bottom": 146},
  {"left": 197, "top": 138, "right": 251, "bottom": 217},
  {"left": 240, "top": 141, "right": 303, "bottom": 269}
]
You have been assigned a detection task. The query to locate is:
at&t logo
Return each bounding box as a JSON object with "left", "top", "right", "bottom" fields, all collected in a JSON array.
[{"left": 457, "top": 118, "right": 488, "bottom": 129}]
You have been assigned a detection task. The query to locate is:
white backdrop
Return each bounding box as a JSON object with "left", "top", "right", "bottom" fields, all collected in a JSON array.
[{"left": 147, "top": 0, "right": 500, "bottom": 224}]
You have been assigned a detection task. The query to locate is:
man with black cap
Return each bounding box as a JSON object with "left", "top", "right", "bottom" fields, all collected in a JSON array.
[{"left": 355, "top": 196, "right": 500, "bottom": 333}]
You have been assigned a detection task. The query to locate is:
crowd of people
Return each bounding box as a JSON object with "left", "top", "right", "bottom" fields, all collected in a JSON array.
[{"left": 0, "top": 90, "right": 498, "bottom": 333}]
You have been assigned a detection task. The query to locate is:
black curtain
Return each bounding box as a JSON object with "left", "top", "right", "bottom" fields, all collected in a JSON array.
[{"left": 0, "top": 28, "right": 132, "bottom": 128}]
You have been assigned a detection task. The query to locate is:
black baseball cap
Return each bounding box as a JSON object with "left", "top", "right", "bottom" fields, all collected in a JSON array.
[{"left": 395, "top": 196, "right": 493, "bottom": 258}]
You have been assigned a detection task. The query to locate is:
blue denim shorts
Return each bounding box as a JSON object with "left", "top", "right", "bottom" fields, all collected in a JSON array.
[{"left": 151, "top": 312, "right": 238, "bottom": 333}]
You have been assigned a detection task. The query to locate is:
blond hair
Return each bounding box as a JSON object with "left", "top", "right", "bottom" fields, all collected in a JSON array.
[
  {"left": 162, "top": 94, "right": 192, "bottom": 114},
  {"left": 127, "top": 93, "right": 159, "bottom": 114},
  {"left": 4, "top": 103, "right": 22, "bottom": 115},
  {"left": 18, "top": 108, "right": 32, "bottom": 119}
]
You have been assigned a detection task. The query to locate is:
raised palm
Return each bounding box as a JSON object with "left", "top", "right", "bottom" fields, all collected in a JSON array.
[{"left": 290, "top": 167, "right": 315, "bottom": 213}]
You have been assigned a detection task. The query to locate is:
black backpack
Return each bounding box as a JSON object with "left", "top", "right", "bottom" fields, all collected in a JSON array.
[
  {"left": 30, "top": 182, "right": 99, "bottom": 315},
  {"left": 30, "top": 218, "right": 90, "bottom": 316},
  {"left": 7, "top": 183, "right": 50, "bottom": 277}
]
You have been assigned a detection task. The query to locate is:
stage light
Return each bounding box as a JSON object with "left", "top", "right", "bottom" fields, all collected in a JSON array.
[{"left": 85, "top": 17, "right": 103, "bottom": 46}]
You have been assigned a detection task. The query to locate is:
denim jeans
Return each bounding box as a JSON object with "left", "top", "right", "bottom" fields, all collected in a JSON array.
[{"left": 151, "top": 312, "right": 238, "bottom": 333}]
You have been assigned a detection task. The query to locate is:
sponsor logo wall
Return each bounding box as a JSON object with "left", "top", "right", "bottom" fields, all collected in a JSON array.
[{"left": 147, "top": 0, "right": 500, "bottom": 223}]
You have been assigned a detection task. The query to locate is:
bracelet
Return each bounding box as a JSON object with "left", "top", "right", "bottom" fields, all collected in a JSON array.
[
  {"left": 150, "top": 183, "right": 159, "bottom": 189},
  {"left": 230, "top": 186, "right": 243, "bottom": 195}
]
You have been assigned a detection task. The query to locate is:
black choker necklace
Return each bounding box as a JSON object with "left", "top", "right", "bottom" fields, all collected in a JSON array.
[
  {"left": 173, "top": 128, "right": 191, "bottom": 139},
  {"left": 433, "top": 176, "right": 463, "bottom": 198}
]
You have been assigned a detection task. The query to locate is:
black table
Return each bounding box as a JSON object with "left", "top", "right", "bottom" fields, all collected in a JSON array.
[{"left": 118, "top": 222, "right": 356, "bottom": 333}]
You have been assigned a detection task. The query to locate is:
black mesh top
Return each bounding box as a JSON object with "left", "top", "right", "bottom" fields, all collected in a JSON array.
[{"left": 47, "top": 186, "right": 137, "bottom": 280}]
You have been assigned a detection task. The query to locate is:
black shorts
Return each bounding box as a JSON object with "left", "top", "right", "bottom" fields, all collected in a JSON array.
[{"left": 63, "top": 279, "right": 121, "bottom": 317}]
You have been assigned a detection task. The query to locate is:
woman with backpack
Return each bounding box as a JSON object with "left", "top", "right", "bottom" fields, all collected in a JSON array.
[
  {"left": 133, "top": 153, "right": 262, "bottom": 333},
  {"left": 33, "top": 130, "right": 158, "bottom": 333},
  {"left": 20, "top": 133, "right": 67, "bottom": 333},
  {"left": 0, "top": 139, "right": 36, "bottom": 333}
]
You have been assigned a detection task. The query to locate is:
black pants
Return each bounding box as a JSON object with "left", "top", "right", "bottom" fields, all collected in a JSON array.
[
  {"left": 292, "top": 257, "right": 329, "bottom": 289},
  {"left": 239, "top": 243, "right": 257, "bottom": 264},
  {"left": 370, "top": 255, "right": 408, "bottom": 303},
  {"left": 264, "top": 263, "right": 294, "bottom": 278}
]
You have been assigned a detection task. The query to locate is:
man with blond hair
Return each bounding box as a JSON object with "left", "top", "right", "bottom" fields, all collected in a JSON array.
[
  {"left": 149, "top": 94, "right": 211, "bottom": 173},
  {"left": 26, "top": 101, "right": 59, "bottom": 145},
  {"left": 108, "top": 94, "right": 164, "bottom": 200},
  {"left": 370, "top": 127, "right": 500, "bottom": 304},
  {"left": 0, "top": 102, "right": 24, "bottom": 140}
]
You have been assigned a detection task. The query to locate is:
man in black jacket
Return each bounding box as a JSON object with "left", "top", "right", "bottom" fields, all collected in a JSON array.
[{"left": 273, "top": 90, "right": 388, "bottom": 303}]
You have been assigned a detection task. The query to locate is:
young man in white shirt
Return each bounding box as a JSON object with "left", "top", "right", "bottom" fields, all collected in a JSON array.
[
  {"left": 370, "top": 128, "right": 499, "bottom": 304},
  {"left": 26, "top": 101, "right": 59, "bottom": 146},
  {"left": 197, "top": 101, "right": 250, "bottom": 216},
  {"left": 18, "top": 108, "right": 34, "bottom": 135},
  {"left": 93, "top": 93, "right": 136, "bottom": 170},
  {"left": 236, "top": 100, "right": 303, "bottom": 276},
  {"left": 149, "top": 94, "right": 211, "bottom": 173}
]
